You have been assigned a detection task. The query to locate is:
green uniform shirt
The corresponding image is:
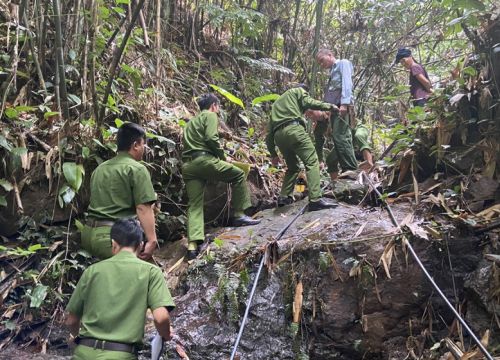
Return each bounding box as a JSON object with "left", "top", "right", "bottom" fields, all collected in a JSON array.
[
  {"left": 66, "top": 251, "right": 175, "bottom": 344},
  {"left": 182, "top": 110, "right": 225, "bottom": 160},
  {"left": 266, "top": 88, "right": 333, "bottom": 157},
  {"left": 87, "top": 152, "right": 157, "bottom": 220}
]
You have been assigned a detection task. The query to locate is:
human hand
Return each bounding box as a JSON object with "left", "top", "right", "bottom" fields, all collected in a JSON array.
[
  {"left": 139, "top": 240, "right": 158, "bottom": 260},
  {"left": 339, "top": 105, "right": 348, "bottom": 116},
  {"left": 271, "top": 156, "right": 280, "bottom": 167}
]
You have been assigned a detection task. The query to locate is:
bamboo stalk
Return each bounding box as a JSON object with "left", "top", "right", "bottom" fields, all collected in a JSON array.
[
  {"left": 98, "top": 0, "right": 147, "bottom": 125},
  {"left": 52, "top": 0, "right": 70, "bottom": 119}
]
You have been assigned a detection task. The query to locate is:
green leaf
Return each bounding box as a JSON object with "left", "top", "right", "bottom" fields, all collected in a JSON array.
[
  {"left": 82, "top": 146, "right": 90, "bottom": 159},
  {"left": 213, "top": 237, "right": 224, "bottom": 248},
  {"left": 15, "top": 105, "right": 37, "bottom": 112},
  {"left": 456, "top": 0, "right": 485, "bottom": 11},
  {"left": 114, "top": 118, "right": 124, "bottom": 128},
  {"left": 75, "top": 219, "right": 84, "bottom": 232},
  {"left": 29, "top": 285, "right": 48, "bottom": 308},
  {"left": 68, "top": 94, "right": 82, "bottom": 106},
  {"left": 248, "top": 127, "right": 255, "bottom": 138},
  {"left": 462, "top": 66, "right": 477, "bottom": 76},
  {"left": 62, "top": 162, "right": 85, "bottom": 191},
  {"left": 5, "top": 108, "right": 18, "bottom": 119},
  {"left": 115, "top": 0, "right": 130, "bottom": 4},
  {"left": 0, "top": 195, "right": 6, "bottom": 207},
  {"left": 93, "top": 138, "right": 106, "bottom": 148},
  {"left": 44, "top": 111, "right": 60, "bottom": 119},
  {"left": 209, "top": 84, "right": 245, "bottom": 109},
  {"left": 28, "top": 244, "right": 47, "bottom": 252},
  {"left": 11, "top": 147, "right": 28, "bottom": 157},
  {"left": 68, "top": 49, "right": 77, "bottom": 61},
  {"left": 0, "top": 179, "right": 13, "bottom": 191},
  {"left": 0, "top": 135, "right": 12, "bottom": 151},
  {"left": 59, "top": 185, "right": 76, "bottom": 205},
  {"left": 3, "top": 320, "right": 16, "bottom": 330},
  {"left": 251, "top": 93, "right": 280, "bottom": 106}
]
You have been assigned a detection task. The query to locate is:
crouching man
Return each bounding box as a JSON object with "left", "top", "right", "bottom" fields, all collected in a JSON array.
[{"left": 65, "top": 218, "right": 175, "bottom": 360}]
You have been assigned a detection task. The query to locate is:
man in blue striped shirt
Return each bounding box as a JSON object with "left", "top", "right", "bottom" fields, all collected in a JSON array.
[{"left": 314, "top": 49, "right": 358, "bottom": 181}]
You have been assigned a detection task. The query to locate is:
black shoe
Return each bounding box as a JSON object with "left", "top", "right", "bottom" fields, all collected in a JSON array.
[
  {"left": 232, "top": 215, "right": 261, "bottom": 226},
  {"left": 277, "top": 196, "right": 294, "bottom": 207},
  {"left": 186, "top": 249, "right": 199, "bottom": 260},
  {"left": 308, "top": 198, "right": 338, "bottom": 211}
]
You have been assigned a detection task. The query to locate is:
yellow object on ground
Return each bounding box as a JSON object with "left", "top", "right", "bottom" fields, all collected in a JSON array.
[{"left": 232, "top": 161, "right": 251, "bottom": 178}]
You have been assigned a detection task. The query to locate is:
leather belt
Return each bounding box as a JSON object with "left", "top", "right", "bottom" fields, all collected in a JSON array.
[
  {"left": 273, "top": 120, "right": 302, "bottom": 135},
  {"left": 86, "top": 218, "right": 115, "bottom": 228},
  {"left": 183, "top": 150, "right": 213, "bottom": 161},
  {"left": 76, "top": 337, "right": 137, "bottom": 354}
]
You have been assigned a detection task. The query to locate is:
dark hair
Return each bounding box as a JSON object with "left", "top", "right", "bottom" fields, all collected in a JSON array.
[
  {"left": 117, "top": 122, "right": 146, "bottom": 151},
  {"left": 110, "top": 218, "right": 145, "bottom": 248},
  {"left": 394, "top": 48, "right": 412, "bottom": 64},
  {"left": 197, "top": 93, "right": 219, "bottom": 110}
]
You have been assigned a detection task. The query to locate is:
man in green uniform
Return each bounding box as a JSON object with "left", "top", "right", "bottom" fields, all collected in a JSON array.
[
  {"left": 66, "top": 218, "right": 175, "bottom": 360},
  {"left": 310, "top": 110, "right": 373, "bottom": 172},
  {"left": 352, "top": 123, "right": 373, "bottom": 170},
  {"left": 82, "top": 122, "right": 158, "bottom": 260},
  {"left": 266, "top": 86, "right": 338, "bottom": 211},
  {"left": 182, "top": 93, "right": 260, "bottom": 260},
  {"left": 315, "top": 48, "right": 358, "bottom": 181}
]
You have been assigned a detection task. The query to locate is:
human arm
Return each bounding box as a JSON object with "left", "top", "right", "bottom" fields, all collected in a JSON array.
[
  {"left": 415, "top": 73, "right": 433, "bottom": 93},
  {"left": 411, "top": 64, "right": 433, "bottom": 93},
  {"left": 148, "top": 267, "right": 176, "bottom": 340},
  {"left": 204, "top": 113, "right": 226, "bottom": 160},
  {"left": 265, "top": 120, "right": 278, "bottom": 159},
  {"left": 65, "top": 313, "right": 81, "bottom": 337},
  {"left": 301, "top": 90, "right": 336, "bottom": 112},
  {"left": 131, "top": 165, "right": 158, "bottom": 260},
  {"left": 64, "top": 269, "right": 89, "bottom": 338},
  {"left": 339, "top": 60, "right": 354, "bottom": 115},
  {"left": 152, "top": 307, "right": 172, "bottom": 340},
  {"left": 136, "top": 203, "right": 158, "bottom": 260}
]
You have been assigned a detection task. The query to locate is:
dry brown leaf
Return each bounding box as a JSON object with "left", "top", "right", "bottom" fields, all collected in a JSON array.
[
  {"left": 218, "top": 233, "right": 242, "bottom": 240},
  {"left": 406, "top": 222, "right": 429, "bottom": 240},
  {"left": 352, "top": 222, "right": 367, "bottom": 239},
  {"left": 292, "top": 281, "right": 303, "bottom": 323},
  {"left": 167, "top": 256, "right": 185, "bottom": 274},
  {"left": 45, "top": 147, "right": 58, "bottom": 193},
  {"left": 379, "top": 240, "right": 395, "bottom": 279}
]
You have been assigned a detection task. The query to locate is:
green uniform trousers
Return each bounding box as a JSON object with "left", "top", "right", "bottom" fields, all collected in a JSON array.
[
  {"left": 274, "top": 124, "right": 322, "bottom": 201},
  {"left": 353, "top": 124, "right": 371, "bottom": 152},
  {"left": 182, "top": 155, "right": 251, "bottom": 242},
  {"left": 72, "top": 345, "right": 136, "bottom": 360},
  {"left": 81, "top": 225, "right": 112, "bottom": 260},
  {"left": 314, "top": 112, "right": 358, "bottom": 174}
]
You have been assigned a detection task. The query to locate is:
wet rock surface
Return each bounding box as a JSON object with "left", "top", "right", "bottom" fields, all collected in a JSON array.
[
  {"left": 154, "top": 200, "right": 434, "bottom": 359},
  {"left": 6, "top": 196, "right": 498, "bottom": 359}
]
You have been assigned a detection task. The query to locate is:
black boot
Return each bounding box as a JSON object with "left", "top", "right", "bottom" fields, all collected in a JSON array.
[
  {"left": 277, "top": 196, "right": 294, "bottom": 207},
  {"left": 308, "top": 198, "right": 338, "bottom": 211},
  {"left": 186, "top": 241, "right": 202, "bottom": 261},
  {"left": 232, "top": 215, "right": 261, "bottom": 226}
]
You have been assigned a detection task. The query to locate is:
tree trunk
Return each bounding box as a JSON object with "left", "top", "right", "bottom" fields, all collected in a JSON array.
[
  {"left": 52, "top": 0, "right": 70, "bottom": 120},
  {"left": 309, "top": 0, "right": 324, "bottom": 97}
]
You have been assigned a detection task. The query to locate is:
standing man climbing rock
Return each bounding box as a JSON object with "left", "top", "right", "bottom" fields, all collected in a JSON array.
[
  {"left": 66, "top": 218, "right": 175, "bottom": 360},
  {"left": 182, "top": 93, "right": 260, "bottom": 260},
  {"left": 308, "top": 111, "right": 373, "bottom": 171},
  {"left": 266, "top": 85, "right": 338, "bottom": 210},
  {"left": 82, "top": 122, "right": 158, "bottom": 260},
  {"left": 315, "top": 48, "right": 358, "bottom": 181},
  {"left": 395, "top": 48, "right": 433, "bottom": 107}
]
